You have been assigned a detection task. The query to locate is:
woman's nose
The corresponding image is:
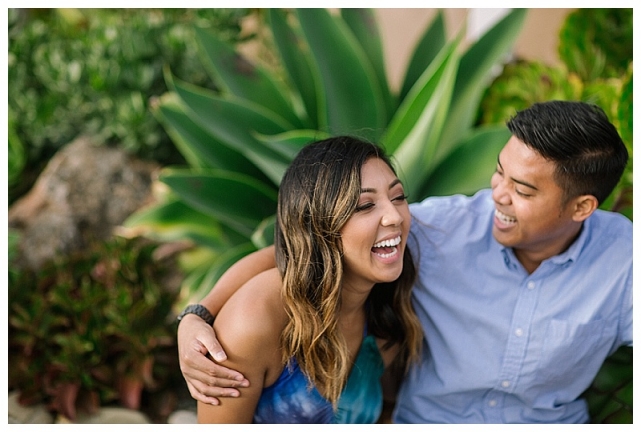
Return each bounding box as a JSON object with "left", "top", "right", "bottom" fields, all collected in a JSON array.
[{"left": 381, "top": 202, "right": 403, "bottom": 226}]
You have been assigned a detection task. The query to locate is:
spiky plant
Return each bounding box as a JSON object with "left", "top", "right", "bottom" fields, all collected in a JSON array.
[{"left": 124, "top": 8, "right": 528, "bottom": 304}]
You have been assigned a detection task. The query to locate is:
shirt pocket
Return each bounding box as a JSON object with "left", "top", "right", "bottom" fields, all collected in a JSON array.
[{"left": 535, "top": 318, "right": 617, "bottom": 391}]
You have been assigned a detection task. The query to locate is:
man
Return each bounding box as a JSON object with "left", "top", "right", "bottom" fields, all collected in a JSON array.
[{"left": 176, "top": 101, "right": 632, "bottom": 423}]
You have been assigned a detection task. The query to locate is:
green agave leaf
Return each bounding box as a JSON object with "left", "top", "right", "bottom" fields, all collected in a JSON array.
[
  {"left": 617, "top": 70, "right": 632, "bottom": 150},
  {"left": 399, "top": 10, "right": 447, "bottom": 103},
  {"left": 122, "top": 197, "right": 246, "bottom": 250},
  {"left": 382, "top": 39, "right": 460, "bottom": 194},
  {"left": 341, "top": 8, "right": 395, "bottom": 122},
  {"left": 383, "top": 39, "right": 459, "bottom": 151},
  {"left": 179, "top": 262, "right": 214, "bottom": 309},
  {"left": 420, "top": 124, "right": 511, "bottom": 199},
  {"left": 251, "top": 214, "right": 276, "bottom": 249},
  {"left": 154, "top": 95, "right": 207, "bottom": 169},
  {"left": 254, "top": 129, "right": 330, "bottom": 162},
  {"left": 268, "top": 9, "right": 320, "bottom": 129},
  {"left": 296, "top": 8, "right": 386, "bottom": 142},
  {"left": 436, "top": 8, "right": 528, "bottom": 165},
  {"left": 160, "top": 168, "right": 278, "bottom": 238},
  {"left": 194, "top": 26, "right": 302, "bottom": 128},
  {"left": 171, "top": 76, "right": 292, "bottom": 184},
  {"left": 180, "top": 242, "right": 257, "bottom": 308},
  {"left": 154, "top": 94, "right": 268, "bottom": 183}
]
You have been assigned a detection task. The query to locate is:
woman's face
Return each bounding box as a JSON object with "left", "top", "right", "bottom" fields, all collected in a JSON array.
[{"left": 339, "top": 157, "right": 410, "bottom": 291}]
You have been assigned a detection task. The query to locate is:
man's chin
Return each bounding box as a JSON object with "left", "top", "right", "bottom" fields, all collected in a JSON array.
[{"left": 492, "top": 228, "right": 514, "bottom": 248}]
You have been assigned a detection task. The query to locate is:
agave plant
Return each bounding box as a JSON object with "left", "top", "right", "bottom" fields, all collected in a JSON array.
[{"left": 124, "top": 8, "right": 527, "bottom": 304}]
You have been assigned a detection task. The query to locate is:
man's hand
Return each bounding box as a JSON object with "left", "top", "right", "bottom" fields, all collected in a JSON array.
[{"left": 177, "top": 314, "right": 249, "bottom": 405}]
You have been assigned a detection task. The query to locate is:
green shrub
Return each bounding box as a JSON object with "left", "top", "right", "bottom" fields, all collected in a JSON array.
[
  {"left": 8, "top": 235, "right": 182, "bottom": 421},
  {"left": 583, "top": 346, "right": 633, "bottom": 423},
  {"left": 8, "top": 8, "right": 253, "bottom": 205},
  {"left": 558, "top": 8, "right": 632, "bottom": 82}
]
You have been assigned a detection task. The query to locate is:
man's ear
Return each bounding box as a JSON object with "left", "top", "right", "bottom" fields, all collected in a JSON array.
[{"left": 572, "top": 195, "right": 599, "bottom": 222}]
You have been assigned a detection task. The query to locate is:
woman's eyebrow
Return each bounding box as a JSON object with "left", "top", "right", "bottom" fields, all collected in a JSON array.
[{"left": 360, "top": 178, "right": 403, "bottom": 194}]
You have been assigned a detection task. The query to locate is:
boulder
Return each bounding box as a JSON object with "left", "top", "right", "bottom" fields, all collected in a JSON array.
[
  {"left": 8, "top": 391, "right": 54, "bottom": 424},
  {"left": 8, "top": 135, "right": 160, "bottom": 271}
]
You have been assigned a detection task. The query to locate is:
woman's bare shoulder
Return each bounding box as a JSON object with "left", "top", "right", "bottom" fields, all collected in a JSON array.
[{"left": 215, "top": 268, "right": 286, "bottom": 352}]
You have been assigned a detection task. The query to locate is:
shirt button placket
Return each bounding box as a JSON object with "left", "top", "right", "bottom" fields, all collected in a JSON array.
[
  {"left": 493, "top": 278, "right": 539, "bottom": 423},
  {"left": 484, "top": 391, "right": 504, "bottom": 423}
]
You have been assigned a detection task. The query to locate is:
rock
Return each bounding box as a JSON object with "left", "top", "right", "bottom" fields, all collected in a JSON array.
[
  {"left": 167, "top": 410, "right": 197, "bottom": 424},
  {"left": 55, "top": 407, "right": 151, "bottom": 424},
  {"left": 8, "top": 391, "right": 54, "bottom": 424},
  {"left": 8, "top": 135, "right": 160, "bottom": 271}
]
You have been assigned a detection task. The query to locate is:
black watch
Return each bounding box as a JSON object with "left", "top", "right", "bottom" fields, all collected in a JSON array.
[{"left": 177, "top": 304, "right": 215, "bottom": 326}]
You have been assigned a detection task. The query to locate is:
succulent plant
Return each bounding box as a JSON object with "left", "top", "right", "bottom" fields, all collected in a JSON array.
[{"left": 124, "top": 8, "right": 528, "bottom": 304}]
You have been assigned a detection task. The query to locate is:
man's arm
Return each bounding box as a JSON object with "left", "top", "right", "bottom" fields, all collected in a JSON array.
[
  {"left": 177, "top": 245, "right": 276, "bottom": 405},
  {"left": 199, "top": 245, "right": 276, "bottom": 321}
]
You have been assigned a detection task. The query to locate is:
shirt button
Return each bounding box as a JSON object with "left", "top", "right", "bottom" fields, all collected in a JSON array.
[
  {"left": 488, "top": 400, "right": 497, "bottom": 407},
  {"left": 501, "top": 380, "right": 510, "bottom": 388},
  {"left": 515, "top": 328, "right": 523, "bottom": 337},
  {"left": 527, "top": 281, "right": 536, "bottom": 289}
]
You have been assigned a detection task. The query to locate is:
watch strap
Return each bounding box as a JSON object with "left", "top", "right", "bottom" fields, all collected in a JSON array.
[{"left": 177, "top": 304, "right": 215, "bottom": 326}]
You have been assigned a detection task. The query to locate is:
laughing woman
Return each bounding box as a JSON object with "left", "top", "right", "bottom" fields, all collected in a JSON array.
[{"left": 196, "top": 136, "right": 422, "bottom": 423}]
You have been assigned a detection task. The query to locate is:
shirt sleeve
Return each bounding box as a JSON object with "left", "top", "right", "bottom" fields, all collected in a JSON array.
[{"left": 619, "top": 267, "right": 633, "bottom": 348}]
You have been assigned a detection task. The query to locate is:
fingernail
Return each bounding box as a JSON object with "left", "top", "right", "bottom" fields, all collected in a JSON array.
[{"left": 213, "top": 351, "right": 227, "bottom": 362}]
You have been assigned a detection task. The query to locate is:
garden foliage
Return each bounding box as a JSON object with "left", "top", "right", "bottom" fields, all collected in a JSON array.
[
  {"left": 8, "top": 8, "right": 252, "bottom": 205},
  {"left": 8, "top": 236, "right": 181, "bottom": 421}
]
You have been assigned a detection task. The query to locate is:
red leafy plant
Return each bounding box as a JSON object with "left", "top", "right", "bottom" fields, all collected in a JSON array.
[{"left": 8, "top": 235, "right": 182, "bottom": 421}]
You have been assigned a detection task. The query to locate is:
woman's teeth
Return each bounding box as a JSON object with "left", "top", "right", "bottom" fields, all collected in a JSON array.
[
  {"left": 372, "top": 236, "right": 401, "bottom": 258},
  {"left": 373, "top": 236, "right": 401, "bottom": 248}
]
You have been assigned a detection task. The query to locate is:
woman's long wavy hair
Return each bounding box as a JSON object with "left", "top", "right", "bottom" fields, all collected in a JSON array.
[{"left": 275, "top": 136, "right": 423, "bottom": 406}]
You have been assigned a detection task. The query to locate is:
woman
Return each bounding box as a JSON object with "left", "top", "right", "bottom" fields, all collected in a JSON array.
[{"left": 195, "top": 136, "right": 422, "bottom": 423}]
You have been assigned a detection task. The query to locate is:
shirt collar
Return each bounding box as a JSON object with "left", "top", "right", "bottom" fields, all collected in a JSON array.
[{"left": 499, "top": 218, "right": 590, "bottom": 270}]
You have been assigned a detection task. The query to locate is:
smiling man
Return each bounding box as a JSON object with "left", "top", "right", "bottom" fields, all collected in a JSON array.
[
  {"left": 176, "top": 101, "right": 632, "bottom": 424},
  {"left": 490, "top": 134, "right": 598, "bottom": 274}
]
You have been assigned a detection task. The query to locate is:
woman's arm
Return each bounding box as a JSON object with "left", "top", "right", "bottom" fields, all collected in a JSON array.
[
  {"left": 197, "top": 268, "right": 285, "bottom": 423},
  {"left": 178, "top": 245, "right": 277, "bottom": 405}
]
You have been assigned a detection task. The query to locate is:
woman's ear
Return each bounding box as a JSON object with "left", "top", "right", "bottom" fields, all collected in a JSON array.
[{"left": 571, "top": 195, "right": 599, "bottom": 222}]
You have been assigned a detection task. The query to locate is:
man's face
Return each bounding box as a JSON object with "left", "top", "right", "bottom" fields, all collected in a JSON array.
[{"left": 490, "top": 136, "right": 582, "bottom": 268}]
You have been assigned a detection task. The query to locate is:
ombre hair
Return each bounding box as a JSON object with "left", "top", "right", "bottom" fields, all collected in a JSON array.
[{"left": 274, "top": 136, "right": 422, "bottom": 406}]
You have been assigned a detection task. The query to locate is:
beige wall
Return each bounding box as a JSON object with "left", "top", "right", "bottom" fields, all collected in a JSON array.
[{"left": 375, "top": 8, "right": 575, "bottom": 92}]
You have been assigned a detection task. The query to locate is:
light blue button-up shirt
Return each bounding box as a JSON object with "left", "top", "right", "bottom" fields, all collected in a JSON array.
[{"left": 394, "top": 189, "right": 632, "bottom": 423}]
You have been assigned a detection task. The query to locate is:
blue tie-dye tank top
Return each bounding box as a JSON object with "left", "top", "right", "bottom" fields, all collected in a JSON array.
[{"left": 253, "top": 334, "right": 385, "bottom": 423}]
